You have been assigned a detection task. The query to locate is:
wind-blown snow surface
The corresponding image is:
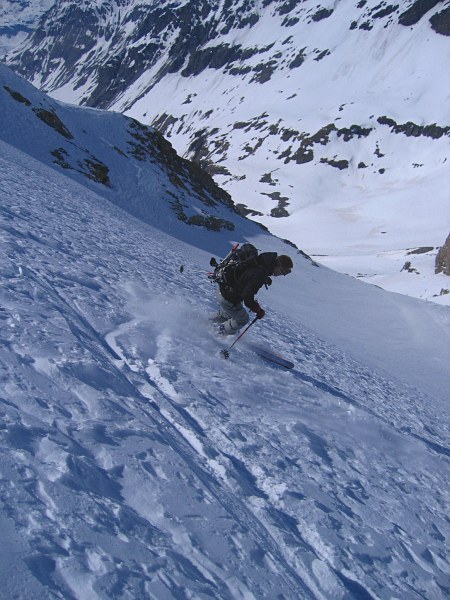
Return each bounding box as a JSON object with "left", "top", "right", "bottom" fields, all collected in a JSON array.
[{"left": 2, "top": 130, "right": 450, "bottom": 598}]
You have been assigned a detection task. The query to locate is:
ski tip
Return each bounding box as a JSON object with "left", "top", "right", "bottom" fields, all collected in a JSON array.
[{"left": 251, "top": 345, "right": 294, "bottom": 369}]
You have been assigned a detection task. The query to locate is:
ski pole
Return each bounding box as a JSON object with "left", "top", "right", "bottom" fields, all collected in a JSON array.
[
  {"left": 220, "top": 316, "right": 258, "bottom": 359},
  {"left": 179, "top": 265, "right": 211, "bottom": 275}
]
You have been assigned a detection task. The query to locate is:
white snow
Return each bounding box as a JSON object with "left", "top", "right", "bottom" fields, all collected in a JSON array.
[{"left": 1, "top": 63, "right": 449, "bottom": 599}]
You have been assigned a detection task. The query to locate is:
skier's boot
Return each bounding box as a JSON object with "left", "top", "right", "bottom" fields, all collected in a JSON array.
[
  {"left": 210, "top": 313, "right": 227, "bottom": 324},
  {"left": 217, "top": 324, "right": 227, "bottom": 336}
]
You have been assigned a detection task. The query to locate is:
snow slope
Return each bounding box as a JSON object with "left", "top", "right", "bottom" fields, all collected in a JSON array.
[
  {"left": 0, "top": 62, "right": 269, "bottom": 251},
  {"left": 1, "top": 68, "right": 450, "bottom": 599}
]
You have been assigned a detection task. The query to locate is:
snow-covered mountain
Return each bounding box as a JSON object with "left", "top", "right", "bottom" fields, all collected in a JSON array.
[
  {"left": 0, "top": 0, "right": 55, "bottom": 57},
  {"left": 1, "top": 63, "right": 450, "bottom": 599},
  {"left": 5, "top": 0, "right": 450, "bottom": 303}
]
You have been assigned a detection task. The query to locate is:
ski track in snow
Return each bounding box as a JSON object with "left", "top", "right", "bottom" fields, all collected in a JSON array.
[{"left": 1, "top": 141, "right": 450, "bottom": 599}]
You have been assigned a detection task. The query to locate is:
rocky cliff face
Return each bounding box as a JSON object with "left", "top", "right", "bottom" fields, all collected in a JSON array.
[{"left": 435, "top": 233, "right": 450, "bottom": 276}]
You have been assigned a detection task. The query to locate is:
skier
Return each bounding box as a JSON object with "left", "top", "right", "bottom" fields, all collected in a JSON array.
[{"left": 212, "top": 252, "right": 293, "bottom": 335}]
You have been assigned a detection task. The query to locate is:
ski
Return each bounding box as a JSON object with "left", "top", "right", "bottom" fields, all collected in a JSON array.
[{"left": 250, "top": 345, "right": 294, "bottom": 369}]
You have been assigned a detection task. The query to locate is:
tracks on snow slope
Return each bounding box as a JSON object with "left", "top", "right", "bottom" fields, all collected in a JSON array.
[
  {"left": 11, "top": 258, "right": 450, "bottom": 598},
  {"left": 14, "top": 265, "right": 320, "bottom": 598},
  {"left": 103, "top": 288, "right": 450, "bottom": 600}
]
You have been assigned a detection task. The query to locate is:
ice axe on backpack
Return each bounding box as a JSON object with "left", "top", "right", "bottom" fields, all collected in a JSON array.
[{"left": 220, "top": 316, "right": 259, "bottom": 359}]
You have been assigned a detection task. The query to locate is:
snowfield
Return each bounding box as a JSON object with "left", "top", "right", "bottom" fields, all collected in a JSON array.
[{"left": 1, "top": 120, "right": 450, "bottom": 600}]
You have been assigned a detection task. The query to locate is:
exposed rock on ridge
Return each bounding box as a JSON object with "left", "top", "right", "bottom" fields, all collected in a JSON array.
[{"left": 435, "top": 234, "right": 450, "bottom": 275}]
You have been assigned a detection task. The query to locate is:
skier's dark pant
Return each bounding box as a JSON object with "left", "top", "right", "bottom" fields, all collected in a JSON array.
[{"left": 216, "top": 288, "right": 249, "bottom": 334}]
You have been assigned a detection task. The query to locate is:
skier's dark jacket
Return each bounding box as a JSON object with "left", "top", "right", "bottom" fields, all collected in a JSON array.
[{"left": 219, "top": 252, "right": 277, "bottom": 310}]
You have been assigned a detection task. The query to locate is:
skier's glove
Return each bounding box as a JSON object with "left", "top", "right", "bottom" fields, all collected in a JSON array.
[{"left": 253, "top": 303, "right": 265, "bottom": 319}]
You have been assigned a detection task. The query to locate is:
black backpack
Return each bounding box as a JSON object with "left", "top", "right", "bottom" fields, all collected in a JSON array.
[{"left": 208, "top": 243, "right": 259, "bottom": 288}]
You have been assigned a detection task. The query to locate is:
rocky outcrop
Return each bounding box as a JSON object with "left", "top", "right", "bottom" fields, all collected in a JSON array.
[
  {"left": 377, "top": 116, "right": 450, "bottom": 139},
  {"left": 430, "top": 6, "right": 450, "bottom": 36},
  {"left": 398, "top": 0, "right": 441, "bottom": 26},
  {"left": 435, "top": 234, "right": 450, "bottom": 275}
]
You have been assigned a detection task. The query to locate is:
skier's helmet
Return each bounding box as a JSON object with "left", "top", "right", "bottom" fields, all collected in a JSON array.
[{"left": 277, "top": 255, "right": 293, "bottom": 274}]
